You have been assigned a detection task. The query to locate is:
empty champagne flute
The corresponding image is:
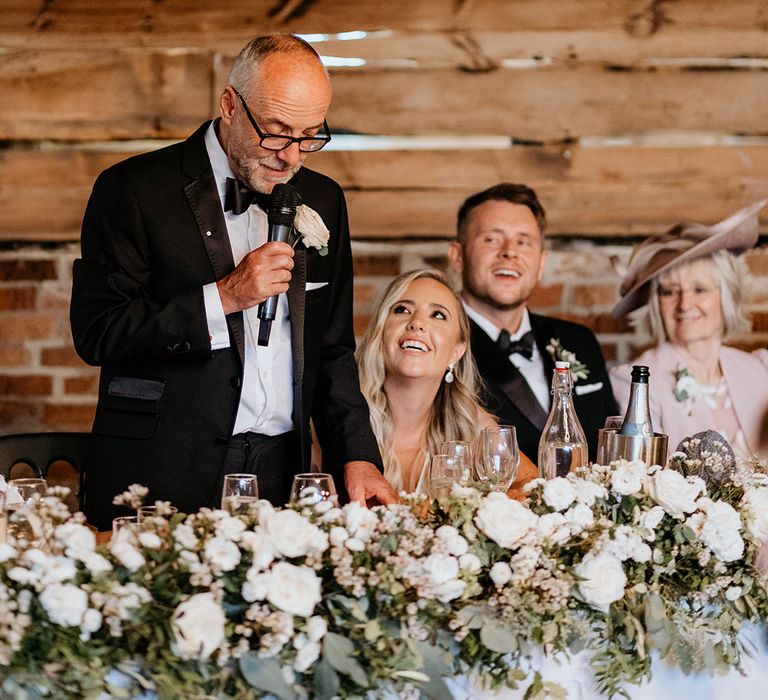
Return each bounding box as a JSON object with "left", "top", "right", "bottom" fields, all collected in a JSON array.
[
  {"left": 221, "top": 473, "right": 259, "bottom": 514},
  {"left": 112, "top": 515, "right": 138, "bottom": 537},
  {"left": 478, "top": 426, "right": 520, "bottom": 492},
  {"left": 428, "top": 454, "right": 463, "bottom": 500},
  {"left": 290, "top": 473, "right": 337, "bottom": 506}
]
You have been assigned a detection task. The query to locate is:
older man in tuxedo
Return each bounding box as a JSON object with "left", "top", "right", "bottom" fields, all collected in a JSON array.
[
  {"left": 448, "top": 183, "right": 617, "bottom": 465},
  {"left": 71, "top": 35, "right": 396, "bottom": 529}
]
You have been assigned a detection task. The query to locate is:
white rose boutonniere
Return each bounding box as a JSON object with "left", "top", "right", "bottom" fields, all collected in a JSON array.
[
  {"left": 546, "top": 338, "right": 590, "bottom": 381},
  {"left": 294, "top": 204, "right": 329, "bottom": 256}
]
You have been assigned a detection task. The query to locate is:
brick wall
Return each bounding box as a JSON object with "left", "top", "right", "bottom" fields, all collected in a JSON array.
[{"left": 1, "top": 240, "right": 766, "bottom": 434}]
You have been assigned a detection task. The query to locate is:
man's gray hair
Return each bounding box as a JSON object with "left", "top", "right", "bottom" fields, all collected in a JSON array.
[{"left": 227, "top": 34, "right": 326, "bottom": 92}]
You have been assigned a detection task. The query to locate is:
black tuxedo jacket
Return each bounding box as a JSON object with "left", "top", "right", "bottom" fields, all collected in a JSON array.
[
  {"left": 70, "top": 122, "right": 381, "bottom": 528},
  {"left": 470, "top": 313, "right": 618, "bottom": 465}
]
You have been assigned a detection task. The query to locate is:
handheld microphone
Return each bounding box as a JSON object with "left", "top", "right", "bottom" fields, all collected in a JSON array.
[{"left": 257, "top": 183, "right": 301, "bottom": 346}]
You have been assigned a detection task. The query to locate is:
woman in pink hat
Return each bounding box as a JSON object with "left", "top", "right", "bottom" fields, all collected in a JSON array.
[{"left": 610, "top": 200, "right": 768, "bottom": 464}]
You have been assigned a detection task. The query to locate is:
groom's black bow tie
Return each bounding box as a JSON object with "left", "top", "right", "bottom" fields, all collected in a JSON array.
[
  {"left": 497, "top": 329, "right": 535, "bottom": 360},
  {"left": 224, "top": 177, "right": 271, "bottom": 215}
]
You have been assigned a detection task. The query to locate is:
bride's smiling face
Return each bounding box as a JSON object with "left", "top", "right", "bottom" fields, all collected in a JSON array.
[{"left": 382, "top": 277, "right": 467, "bottom": 383}]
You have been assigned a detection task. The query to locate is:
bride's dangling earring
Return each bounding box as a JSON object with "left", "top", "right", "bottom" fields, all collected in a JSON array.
[{"left": 444, "top": 363, "right": 455, "bottom": 384}]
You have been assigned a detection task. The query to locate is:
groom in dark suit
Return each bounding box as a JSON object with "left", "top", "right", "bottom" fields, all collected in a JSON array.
[
  {"left": 448, "top": 183, "right": 617, "bottom": 465},
  {"left": 71, "top": 35, "right": 396, "bottom": 528}
]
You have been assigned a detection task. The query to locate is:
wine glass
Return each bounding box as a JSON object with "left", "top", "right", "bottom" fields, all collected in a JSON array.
[
  {"left": 428, "top": 454, "right": 463, "bottom": 500},
  {"left": 290, "top": 473, "right": 337, "bottom": 506},
  {"left": 6, "top": 477, "right": 47, "bottom": 547},
  {"left": 221, "top": 473, "right": 259, "bottom": 514},
  {"left": 478, "top": 426, "right": 520, "bottom": 491},
  {"left": 439, "top": 441, "right": 473, "bottom": 480},
  {"left": 112, "top": 515, "right": 138, "bottom": 537}
]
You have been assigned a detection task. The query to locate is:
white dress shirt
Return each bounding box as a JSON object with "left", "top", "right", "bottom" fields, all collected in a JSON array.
[
  {"left": 464, "top": 305, "right": 551, "bottom": 411},
  {"left": 201, "top": 122, "right": 294, "bottom": 436}
]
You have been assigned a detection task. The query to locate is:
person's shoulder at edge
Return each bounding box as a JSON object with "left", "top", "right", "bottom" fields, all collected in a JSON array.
[
  {"left": 529, "top": 311, "right": 604, "bottom": 348},
  {"left": 721, "top": 344, "right": 768, "bottom": 374}
]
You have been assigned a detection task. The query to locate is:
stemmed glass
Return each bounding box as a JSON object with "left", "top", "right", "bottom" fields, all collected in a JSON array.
[
  {"left": 6, "top": 477, "right": 47, "bottom": 547},
  {"left": 290, "top": 473, "right": 337, "bottom": 506},
  {"left": 477, "top": 426, "right": 520, "bottom": 492},
  {"left": 439, "top": 440, "right": 473, "bottom": 480},
  {"left": 221, "top": 473, "right": 259, "bottom": 514},
  {"left": 427, "top": 454, "right": 463, "bottom": 500}
]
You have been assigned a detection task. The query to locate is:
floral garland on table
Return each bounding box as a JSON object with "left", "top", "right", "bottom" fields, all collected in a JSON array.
[{"left": 1, "top": 453, "right": 768, "bottom": 700}]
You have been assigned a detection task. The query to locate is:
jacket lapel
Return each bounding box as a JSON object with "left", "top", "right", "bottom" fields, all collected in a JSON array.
[
  {"left": 470, "top": 319, "right": 549, "bottom": 431},
  {"left": 181, "top": 122, "right": 244, "bottom": 364},
  {"left": 288, "top": 246, "right": 307, "bottom": 464}
]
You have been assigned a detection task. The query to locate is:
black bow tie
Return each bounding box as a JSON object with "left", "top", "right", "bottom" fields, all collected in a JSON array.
[
  {"left": 224, "top": 177, "right": 271, "bottom": 215},
  {"left": 497, "top": 329, "right": 535, "bottom": 360}
]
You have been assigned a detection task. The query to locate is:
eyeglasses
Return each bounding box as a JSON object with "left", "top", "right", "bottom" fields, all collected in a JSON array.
[{"left": 232, "top": 88, "right": 331, "bottom": 153}]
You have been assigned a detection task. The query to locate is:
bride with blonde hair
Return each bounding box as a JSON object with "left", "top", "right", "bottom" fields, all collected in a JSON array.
[{"left": 356, "top": 268, "right": 536, "bottom": 493}]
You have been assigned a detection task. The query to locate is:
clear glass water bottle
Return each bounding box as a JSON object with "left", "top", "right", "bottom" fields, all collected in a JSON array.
[
  {"left": 619, "top": 365, "right": 654, "bottom": 437},
  {"left": 538, "top": 361, "right": 589, "bottom": 479}
]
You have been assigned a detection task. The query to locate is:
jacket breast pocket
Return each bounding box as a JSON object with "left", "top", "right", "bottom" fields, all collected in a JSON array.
[{"left": 93, "top": 376, "right": 166, "bottom": 439}]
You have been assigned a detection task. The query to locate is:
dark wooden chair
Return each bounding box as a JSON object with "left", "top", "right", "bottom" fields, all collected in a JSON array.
[{"left": 0, "top": 432, "right": 91, "bottom": 509}]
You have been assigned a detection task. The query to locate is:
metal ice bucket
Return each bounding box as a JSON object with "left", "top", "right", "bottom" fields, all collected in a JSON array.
[{"left": 596, "top": 428, "right": 668, "bottom": 466}]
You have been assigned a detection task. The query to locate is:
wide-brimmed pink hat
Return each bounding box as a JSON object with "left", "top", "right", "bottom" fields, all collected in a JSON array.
[{"left": 612, "top": 199, "right": 767, "bottom": 317}]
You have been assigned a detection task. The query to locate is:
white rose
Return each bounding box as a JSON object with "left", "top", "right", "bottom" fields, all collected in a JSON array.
[
  {"left": 83, "top": 552, "right": 113, "bottom": 575},
  {"left": 294, "top": 640, "right": 321, "bottom": 673},
  {"left": 699, "top": 500, "right": 744, "bottom": 562},
  {"left": 204, "top": 537, "right": 241, "bottom": 572},
  {"left": 0, "top": 543, "right": 17, "bottom": 563},
  {"left": 266, "top": 563, "right": 322, "bottom": 618},
  {"left": 137, "top": 532, "right": 163, "bottom": 550},
  {"left": 343, "top": 502, "right": 379, "bottom": 542},
  {"left": 572, "top": 479, "right": 607, "bottom": 506},
  {"left": 641, "top": 506, "right": 666, "bottom": 532},
  {"left": 215, "top": 515, "right": 247, "bottom": 542},
  {"left": 475, "top": 492, "right": 538, "bottom": 548},
  {"left": 435, "top": 525, "right": 460, "bottom": 541},
  {"left": 306, "top": 616, "right": 327, "bottom": 642},
  {"left": 110, "top": 540, "right": 145, "bottom": 572},
  {"left": 742, "top": 488, "right": 768, "bottom": 541},
  {"left": 171, "top": 592, "right": 226, "bottom": 660},
  {"left": 542, "top": 478, "right": 576, "bottom": 512},
  {"left": 173, "top": 523, "right": 199, "bottom": 550},
  {"left": 422, "top": 553, "right": 459, "bottom": 585},
  {"left": 262, "top": 510, "right": 328, "bottom": 558},
  {"left": 55, "top": 523, "right": 96, "bottom": 559},
  {"left": 574, "top": 552, "right": 627, "bottom": 613},
  {"left": 39, "top": 555, "right": 78, "bottom": 585},
  {"left": 631, "top": 542, "right": 652, "bottom": 563},
  {"left": 610, "top": 462, "right": 646, "bottom": 496},
  {"left": 564, "top": 503, "right": 594, "bottom": 533},
  {"left": 435, "top": 579, "right": 467, "bottom": 603},
  {"left": 329, "top": 526, "right": 349, "bottom": 547},
  {"left": 239, "top": 531, "right": 275, "bottom": 571},
  {"left": 40, "top": 583, "right": 88, "bottom": 627},
  {"left": 345, "top": 537, "right": 365, "bottom": 552},
  {"left": 459, "top": 553, "right": 482, "bottom": 573},
  {"left": 645, "top": 469, "right": 703, "bottom": 518},
  {"left": 81, "top": 608, "right": 103, "bottom": 637},
  {"left": 489, "top": 561, "right": 512, "bottom": 586},
  {"left": 444, "top": 535, "right": 469, "bottom": 557},
  {"left": 242, "top": 572, "right": 270, "bottom": 603},
  {"left": 537, "top": 512, "right": 570, "bottom": 545}
]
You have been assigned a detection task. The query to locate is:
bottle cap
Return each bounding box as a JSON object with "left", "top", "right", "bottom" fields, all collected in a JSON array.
[
  {"left": 555, "top": 361, "right": 570, "bottom": 370},
  {"left": 631, "top": 365, "right": 650, "bottom": 383}
]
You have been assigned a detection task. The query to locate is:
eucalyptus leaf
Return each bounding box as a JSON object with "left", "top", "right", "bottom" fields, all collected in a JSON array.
[
  {"left": 414, "top": 641, "right": 453, "bottom": 699},
  {"left": 239, "top": 653, "right": 296, "bottom": 700},
  {"left": 480, "top": 620, "right": 519, "bottom": 653},
  {"left": 313, "top": 659, "right": 340, "bottom": 698},
  {"left": 323, "top": 632, "right": 368, "bottom": 688}
]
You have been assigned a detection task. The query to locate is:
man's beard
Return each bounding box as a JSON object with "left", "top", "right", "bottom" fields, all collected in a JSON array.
[
  {"left": 228, "top": 128, "right": 302, "bottom": 193},
  {"left": 463, "top": 272, "right": 529, "bottom": 312}
]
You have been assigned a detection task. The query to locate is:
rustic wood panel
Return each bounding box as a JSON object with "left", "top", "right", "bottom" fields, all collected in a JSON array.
[
  {"left": 0, "top": 49, "right": 213, "bottom": 140},
  {"left": 2, "top": 50, "right": 767, "bottom": 141},
  {"left": 2, "top": 1, "right": 767, "bottom": 43},
  {"left": 2, "top": 144, "right": 766, "bottom": 241}
]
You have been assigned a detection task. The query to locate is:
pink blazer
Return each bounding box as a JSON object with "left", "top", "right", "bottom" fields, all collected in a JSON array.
[{"left": 610, "top": 343, "right": 768, "bottom": 460}]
